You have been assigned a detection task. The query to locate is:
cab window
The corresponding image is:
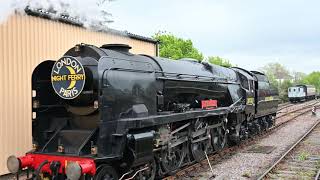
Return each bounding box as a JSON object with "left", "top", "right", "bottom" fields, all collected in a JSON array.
[
  {"left": 250, "top": 80, "right": 254, "bottom": 91},
  {"left": 239, "top": 74, "right": 249, "bottom": 90},
  {"left": 258, "top": 81, "right": 270, "bottom": 90}
]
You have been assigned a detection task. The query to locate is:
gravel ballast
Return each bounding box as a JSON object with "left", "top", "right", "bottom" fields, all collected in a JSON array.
[{"left": 195, "top": 112, "right": 320, "bottom": 180}]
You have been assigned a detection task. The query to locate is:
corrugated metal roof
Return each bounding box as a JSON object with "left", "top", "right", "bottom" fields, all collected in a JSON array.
[
  {"left": 24, "top": 6, "right": 159, "bottom": 44},
  {"left": 125, "top": 31, "right": 158, "bottom": 44}
]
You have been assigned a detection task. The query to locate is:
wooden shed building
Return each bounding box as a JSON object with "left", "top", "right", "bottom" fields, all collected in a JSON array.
[{"left": 0, "top": 9, "right": 158, "bottom": 175}]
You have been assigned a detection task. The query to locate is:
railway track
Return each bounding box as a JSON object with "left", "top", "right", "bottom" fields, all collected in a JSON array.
[
  {"left": 257, "top": 119, "right": 320, "bottom": 180},
  {"left": 164, "top": 101, "right": 320, "bottom": 180},
  {"left": 276, "top": 100, "right": 318, "bottom": 120},
  {"left": 278, "top": 102, "right": 290, "bottom": 107},
  {"left": 278, "top": 102, "right": 294, "bottom": 111}
]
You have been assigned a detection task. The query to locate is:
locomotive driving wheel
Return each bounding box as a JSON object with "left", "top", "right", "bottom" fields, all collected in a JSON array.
[
  {"left": 211, "top": 125, "right": 227, "bottom": 151},
  {"left": 94, "top": 165, "right": 118, "bottom": 180},
  {"left": 160, "top": 142, "right": 187, "bottom": 174},
  {"left": 190, "top": 119, "right": 210, "bottom": 162}
]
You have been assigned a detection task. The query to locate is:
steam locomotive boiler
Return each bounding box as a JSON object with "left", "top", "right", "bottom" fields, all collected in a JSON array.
[{"left": 7, "top": 44, "right": 279, "bottom": 180}]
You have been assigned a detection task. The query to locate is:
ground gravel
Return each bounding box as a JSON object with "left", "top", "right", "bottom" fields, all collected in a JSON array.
[{"left": 195, "top": 112, "right": 320, "bottom": 180}]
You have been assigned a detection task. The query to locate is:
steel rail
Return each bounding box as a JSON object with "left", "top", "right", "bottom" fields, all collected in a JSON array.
[
  {"left": 315, "top": 169, "right": 320, "bottom": 180},
  {"left": 277, "top": 103, "right": 294, "bottom": 111},
  {"left": 276, "top": 100, "right": 318, "bottom": 119},
  {"left": 257, "top": 119, "right": 320, "bottom": 180}
]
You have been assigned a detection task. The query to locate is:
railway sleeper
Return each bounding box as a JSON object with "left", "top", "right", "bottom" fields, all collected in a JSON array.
[
  {"left": 269, "top": 173, "right": 312, "bottom": 179},
  {"left": 285, "top": 161, "right": 319, "bottom": 167},
  {"left": 290, "top": 159, "right": 320, "bottom": 164},
  {"left": 287, "top": 166, "right": 318, "bottom": 171}
]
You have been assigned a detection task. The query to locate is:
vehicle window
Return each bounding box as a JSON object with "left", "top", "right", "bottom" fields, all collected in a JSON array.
[
  {"left": 239, "top": 74, "right": 249, "bottom": 90},
  {"left": 255, "top": 74, "right": 268, "bottom": 82},
  {"left": 250, "top": 80, "right": 254, "bottom": 91},
  {"left": 258, "top": 81, "right": 270, "bottom": 90},
  {"left": 289, "top": 89, "right": 291, "bottom": 92}
]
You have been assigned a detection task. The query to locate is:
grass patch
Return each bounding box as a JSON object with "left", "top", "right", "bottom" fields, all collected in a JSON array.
[
  {"left": 298, "top": 152, "right": 309, "bottom": 161},
  {"left": 316, "top": 160, "right": 320, "bottom": 169},
  {"left": 297, "top": 170, "right": 315, "bottom": 177},
  {"left": 242, "top": 171, "right": 251, "bottom": 178}
]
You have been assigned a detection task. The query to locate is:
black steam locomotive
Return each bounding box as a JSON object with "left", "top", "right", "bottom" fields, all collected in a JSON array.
[{"left": 7, "top": 44, "right": 279, "bottom": 180}]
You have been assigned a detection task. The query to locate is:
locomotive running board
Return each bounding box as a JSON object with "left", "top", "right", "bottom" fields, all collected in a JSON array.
[{"left": 115, "top": 98, "right": 244, "bottom": 132}]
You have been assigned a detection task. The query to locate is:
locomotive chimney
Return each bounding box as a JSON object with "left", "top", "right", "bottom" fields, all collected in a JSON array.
[{"left": 101, "top": 44, "right": 132, "bottom": 53}]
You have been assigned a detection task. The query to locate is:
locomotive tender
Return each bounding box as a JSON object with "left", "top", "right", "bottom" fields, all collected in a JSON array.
[{"left": 7, "top": 44, "right": 279, "bottom": 180}]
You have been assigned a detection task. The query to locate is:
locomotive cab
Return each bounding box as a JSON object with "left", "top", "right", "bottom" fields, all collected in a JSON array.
[
  {"left": 232, "top": 67, "right": 256, "bottom": 120},
  {"left": 251, "top": 71, "right": 279, "bottom": 118}
]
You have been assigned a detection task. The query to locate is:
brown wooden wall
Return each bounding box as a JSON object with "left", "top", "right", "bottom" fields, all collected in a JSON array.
[{"left": 0, "top": 14, "right": 156, "bottom": 175}]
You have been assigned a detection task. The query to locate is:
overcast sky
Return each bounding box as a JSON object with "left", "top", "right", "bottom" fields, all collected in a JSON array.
[{"left": 108, "top": 0, "right": 320, "bottom": 73}]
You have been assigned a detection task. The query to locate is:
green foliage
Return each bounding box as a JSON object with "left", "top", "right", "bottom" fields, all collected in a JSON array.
[
  {"left": 262, "top": 63, "right": 292, "bottom": 80},
  {"left": 298, "top": 151, "right": 309, "bottom": 161},
  {"left": 153, "top": 32, "right": 204, "bottom": 61},
  {"left": 207, "top": 56, "right": 233, "bottom": 67},
  {"left": 316, "top": 160, "right": 320, "bottom": 169},
  {"left": 302, "top": 71, "right": 320, "bottom": 91},
  {"left": 279, "top": 80, "right": 293, "bottom": 102},
  {"left": 297, "top": 170, "right": 315, "bottom": 178},
  {"left": 261, "top": 63, "right": 292, "bottom": 102},
  {"left": 242, "top": 172, "right": 251, "bottom": 178},
  {"left": 292, "top": 71, "right": 306, "bottom": 84},
  {"left": 262, "top": 63, "right": 319, "bottom": 102}
]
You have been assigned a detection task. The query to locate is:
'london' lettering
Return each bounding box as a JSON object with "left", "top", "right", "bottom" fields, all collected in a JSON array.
[{"left": 51, "top": 56, "right": 85, "bottom": 99}]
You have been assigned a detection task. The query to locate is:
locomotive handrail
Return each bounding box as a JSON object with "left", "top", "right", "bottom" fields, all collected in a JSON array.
[
  {"left": 100, "top": 67, "right": 238, "bottom": 87},
  {"left": 77, "top": 128, "right": 98, "bottom": 155},
  {"left": 229, "top": 97, "right": 245, "bottom": 113},
  {"left": 159, "top": 71, "right": 220, "bottom": 79},
  {"left": 156, "top": 76, "right": 239, "bottom": 84},
  {"left": 156, "top": 71, "right": 230, "bottom": 81}
]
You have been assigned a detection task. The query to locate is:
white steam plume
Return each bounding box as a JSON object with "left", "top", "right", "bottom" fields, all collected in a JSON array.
[{"left": 0, "top": 0, "right": 114, "bottom": 28}]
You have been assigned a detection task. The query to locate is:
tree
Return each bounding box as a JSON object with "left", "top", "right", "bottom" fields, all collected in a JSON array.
[
  {"left": 261, "top": 63, "right": 292, "bottom": 80},
  {"left": 260, "top": 63, "right": 291, "bottom": 92},
  {"left": 302, "top": 71, "right": 320, "bottom": 91},
  {"left": 206, "top": 56, "right": 233, "bottom": 67},
  {"left": 260, "top": 63, "right": 293, "bottom": 102},
  {"left": 292, "top": 71, "right": 306, "bottom": 84},
  {"left": 279, "top": 80, "right": 293, "bottom": 102},
  {"left": 153, "top": 32, "right": 204, "bottom": 61}
]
